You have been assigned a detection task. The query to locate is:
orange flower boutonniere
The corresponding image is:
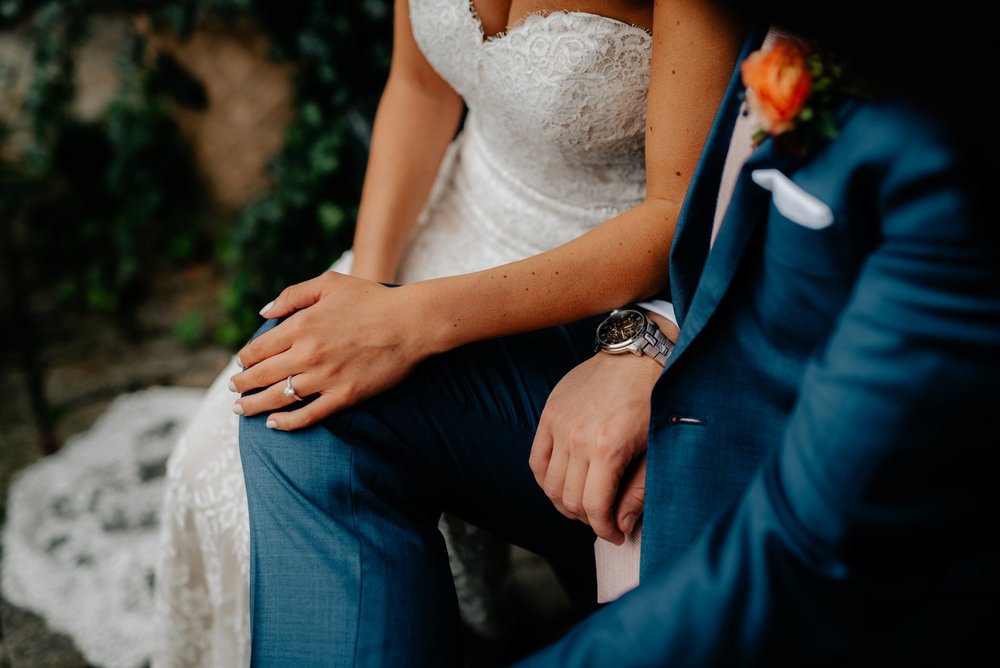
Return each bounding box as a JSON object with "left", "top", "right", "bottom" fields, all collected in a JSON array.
[{"left": 741, "top": 37, "right": 843, "bottom": 155}]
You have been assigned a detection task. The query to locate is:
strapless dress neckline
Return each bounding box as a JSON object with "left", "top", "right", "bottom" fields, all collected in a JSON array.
[{"left": 465, "top": 3, "right": 653, "bottom": 46}]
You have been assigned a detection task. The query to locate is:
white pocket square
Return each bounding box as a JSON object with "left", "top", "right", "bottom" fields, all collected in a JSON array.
[{"left": 751, "top": 168, "right": 834, "bottom": 230}]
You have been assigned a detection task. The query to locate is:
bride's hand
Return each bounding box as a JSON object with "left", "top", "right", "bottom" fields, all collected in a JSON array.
[{"left": 229, "top": 272, "right": 432, "bottom": 430}]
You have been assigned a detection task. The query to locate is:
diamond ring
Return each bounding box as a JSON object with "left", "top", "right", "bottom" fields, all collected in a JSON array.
[{"left": 283, "top": 375, "right": 304, "bottom": 402}]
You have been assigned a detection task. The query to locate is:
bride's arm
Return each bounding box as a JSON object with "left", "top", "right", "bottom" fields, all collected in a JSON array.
[
  {"left": 387, "top": 0, "right": 747, "bottom": 346},
  {"left": 232, "top": 0, "right": 748, "bottom": 429},
  {"left": 348, "top": 0, "right": 464, "bottom": 282}
]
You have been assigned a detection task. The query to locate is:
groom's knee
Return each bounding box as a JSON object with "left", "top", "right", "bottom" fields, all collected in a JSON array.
[
  {"left": 239, "top": 413, "right": 356, "bottom": 518},
  {"left": 236, "top": 317, "right": 358, "bottom": 504}
]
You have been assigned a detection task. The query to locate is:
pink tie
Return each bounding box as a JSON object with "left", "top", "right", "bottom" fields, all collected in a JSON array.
[{"left": 592, "top": 29, "right": 777, "bottom": 601}]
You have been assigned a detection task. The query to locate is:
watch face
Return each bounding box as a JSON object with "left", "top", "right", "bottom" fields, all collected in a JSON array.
[{"left": 597, "top": 310, "right": 645, "bottom": 346}]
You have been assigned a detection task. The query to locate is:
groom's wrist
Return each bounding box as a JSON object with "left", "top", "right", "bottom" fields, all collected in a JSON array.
[
  {"left": 635, "top": 300, "right": 680, "bottom": 343},
  {"left": 642, "top": 311, "right": 679, "bottom": 345},
  {"left": 594, "top": 304, "right": 676, "bottom": 367}
]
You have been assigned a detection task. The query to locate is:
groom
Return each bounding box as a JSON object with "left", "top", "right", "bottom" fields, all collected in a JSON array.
[{"left": 238, "top": 7, "right": 998, "bottom": 667}]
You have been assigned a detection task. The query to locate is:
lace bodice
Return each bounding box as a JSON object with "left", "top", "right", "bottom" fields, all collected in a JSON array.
[{"left": 407, "top": 0, "right": 652, "bottom": 259}]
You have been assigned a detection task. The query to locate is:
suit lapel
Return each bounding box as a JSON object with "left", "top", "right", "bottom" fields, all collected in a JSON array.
[
  {"left": 669, "top": 24, "right": 767, "bottom": 323},
  {"left": 671, "top": 139, "right": 804, "bottom": 359}
]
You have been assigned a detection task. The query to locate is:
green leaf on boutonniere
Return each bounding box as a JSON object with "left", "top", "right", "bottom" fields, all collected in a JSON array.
[{"left": 819, "top": 117, "right": 839, "bottom": 140}]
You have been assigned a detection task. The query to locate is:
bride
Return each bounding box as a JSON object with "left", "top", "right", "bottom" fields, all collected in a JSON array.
[{"left": 154, "top": 0, "right": 742, "bottom": 665}]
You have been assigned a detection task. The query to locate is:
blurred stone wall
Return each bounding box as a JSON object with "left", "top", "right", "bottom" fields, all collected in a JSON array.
[
  {"left": 1, "top": 12, "right": 295, "bottom": 214},
  {"left": 145, "top": 15, "right": 295, "bottom": 214}
]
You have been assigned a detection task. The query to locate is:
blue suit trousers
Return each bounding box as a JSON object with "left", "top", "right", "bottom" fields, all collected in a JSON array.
[{"left": 240, "top": 317, "right": 603, "bottom": 666}]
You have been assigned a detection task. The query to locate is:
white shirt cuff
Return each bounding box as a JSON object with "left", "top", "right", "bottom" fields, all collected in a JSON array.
[{"left": 636, "top": 300, "right": 678, "bottom": 329}]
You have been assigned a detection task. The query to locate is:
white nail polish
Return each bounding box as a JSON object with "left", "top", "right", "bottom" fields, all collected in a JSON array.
[
  {"left": 259, "top": 301, "right": 275, "bottom": 317},
  {"left": 228, "top": 380, "right": 237, "bottom": 392},
  {"left": 236, "top": 357, "right": 245, "bottom": 370},
  {"left": 265, "top": 420, "right": 277, "bottom": 429},
  {"left": 232, "top": 403, "right": 245, "bottom": 415}
]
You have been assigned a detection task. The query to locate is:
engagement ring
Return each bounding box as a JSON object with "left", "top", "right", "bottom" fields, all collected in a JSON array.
[{"left": 284, "top": 375, "right": 304, "bottom": 402}]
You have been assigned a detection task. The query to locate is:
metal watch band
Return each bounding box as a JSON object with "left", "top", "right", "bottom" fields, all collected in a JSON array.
[{"left": 639, "top": 317, "right": 674, "bottom": 366}]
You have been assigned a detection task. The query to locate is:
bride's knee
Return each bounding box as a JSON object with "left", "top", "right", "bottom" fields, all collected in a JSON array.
[
  {"left": 163, "top": 356, "right": 245, "bottom": 491},
  {"left": 165, "top": 417, "right": 240, "bottom": 493}
]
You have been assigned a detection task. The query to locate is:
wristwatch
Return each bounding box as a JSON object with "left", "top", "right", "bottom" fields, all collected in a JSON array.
[{"left": 594, "top": 307, "right": 674, "bottom": 367}]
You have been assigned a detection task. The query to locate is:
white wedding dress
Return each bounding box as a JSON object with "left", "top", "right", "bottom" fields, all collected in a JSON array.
[{"left": 153, "top": 1, "right": 651, "bottom": 665}]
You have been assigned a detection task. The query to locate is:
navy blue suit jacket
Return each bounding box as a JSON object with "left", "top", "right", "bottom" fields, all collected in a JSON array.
[{"left": 521, "top": 32, "right": 1000, "bottom": 667}]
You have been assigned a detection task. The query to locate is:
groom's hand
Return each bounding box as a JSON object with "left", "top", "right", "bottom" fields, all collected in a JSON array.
[{"left": 529, "top": 348, "right": 662, "bottom": 545}]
